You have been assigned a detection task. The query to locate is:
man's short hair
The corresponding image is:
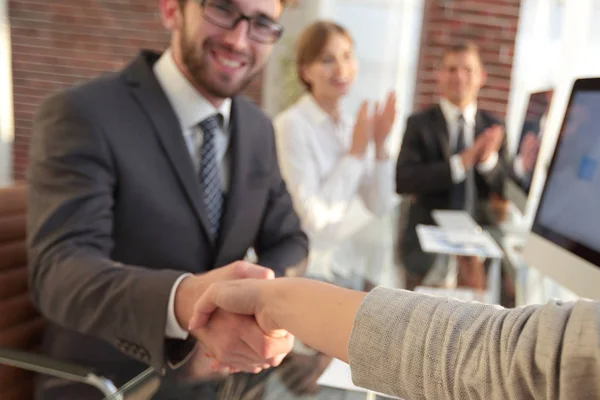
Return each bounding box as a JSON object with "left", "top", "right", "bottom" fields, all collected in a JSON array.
[
  {"left": 177, "top": 0, "right": 291, "bottom": 7},
  {"left": 440, "top": 41, "right": 483, "bottom": 66}
]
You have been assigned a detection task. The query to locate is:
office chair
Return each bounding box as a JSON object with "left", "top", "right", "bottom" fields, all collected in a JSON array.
[{"left": 0, "top": 184, "right": 121, "bottom": 399}]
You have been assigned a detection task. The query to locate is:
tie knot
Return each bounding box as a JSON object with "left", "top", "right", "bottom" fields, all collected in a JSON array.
[
  {"left": 198, "top": 114, "right": 223, "bottom": 136},
  {"left": 457, "top": 113, "right": 465, "bottom": 124}
]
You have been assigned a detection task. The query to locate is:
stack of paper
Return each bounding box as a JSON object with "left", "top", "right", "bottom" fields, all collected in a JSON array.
[
  {"left": 431, "top": 210, "right": 481, "bottom": 231},
  {"left": 416, "top": 224, "right": 504, "bottom": 258}
]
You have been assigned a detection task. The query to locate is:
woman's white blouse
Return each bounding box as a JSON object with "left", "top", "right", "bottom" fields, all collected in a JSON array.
[{"left": 274, "top": 94, "right": 395, "bottom": 281}]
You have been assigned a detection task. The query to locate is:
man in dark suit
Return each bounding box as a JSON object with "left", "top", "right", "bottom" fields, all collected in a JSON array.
[
  {"left": 395, "top": 41, "right": 507, "bottom": 288},
  {"left": 26, "top": 0, "right": 307, "bottom": 398}
]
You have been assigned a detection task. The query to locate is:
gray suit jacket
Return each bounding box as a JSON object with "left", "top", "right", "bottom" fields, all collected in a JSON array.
[
  {"left": 349, "top": 287, "right": 600, "bottom": 399},
  {"left": 26, "top": 51, "right": 308, "bottom": 385},
  {"left": 395, "top": 106, "right": 508, "bottom": 278}
]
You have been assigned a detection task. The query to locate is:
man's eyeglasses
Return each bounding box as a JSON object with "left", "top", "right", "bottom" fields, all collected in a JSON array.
[{"left": 198, "top": 0, "right": 284, "bottom": 44}]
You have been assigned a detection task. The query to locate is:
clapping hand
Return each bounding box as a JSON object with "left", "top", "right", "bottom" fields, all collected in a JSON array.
[
  {"left": 373, "top": 92, "right": 397, "bottom": 157},
  {"left": 349, "top": 101, "right": 372, "bottom": 158},
  {"left": 349, "top": 92, "right": 397, "bottom": 159},
  {"left": 479, "top": 124, "right": 504, "bottom": 163}
]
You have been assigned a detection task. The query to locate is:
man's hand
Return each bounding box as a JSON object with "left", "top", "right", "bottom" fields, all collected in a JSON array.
[
  {"left": 278, "top": 352, "right": 333, "bottom": 395},
  {"left": 460, "top": 137, "right": 486, "bottom": 169},
  {"left": 479, "top": 125, "right": 504, "bottom": 163},
  {"left": 175, "top": 262, "right": 293, "bottom": 374},
  {"left": 188, "top": 278, "right": 276, "bottom": 333},
  {"left": 174, "top": 261, "right": 274, "bottom": 330},
  {"left": 193, "top": 308, "right": 292, "bottom": 373}
]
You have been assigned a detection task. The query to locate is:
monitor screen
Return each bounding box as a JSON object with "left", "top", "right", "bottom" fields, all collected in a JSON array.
[
  {"left": 511, "top": 89, "right": 554, "bottom": 195},
  {"left": 532, "top": 78, "right": 600, "bottom": 268}
]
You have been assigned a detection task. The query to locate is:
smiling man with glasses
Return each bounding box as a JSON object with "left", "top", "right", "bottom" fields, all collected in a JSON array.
[
  {"left": 27, "top": 0, "right": 308, "bottom": 399},
  {"left": 171, "top": 0, "right": 285, "bottom": 101}
]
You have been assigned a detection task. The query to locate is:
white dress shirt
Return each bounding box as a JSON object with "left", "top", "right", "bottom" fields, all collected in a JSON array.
[
  {"left": 440, "top": 98, "right": 498, "bottom": 181},
  {"left": 153, "top": 49, "right": 232, "bottom": 340},
  {"left": 274, "top": 94, "right": 395, "bottom": 281}
]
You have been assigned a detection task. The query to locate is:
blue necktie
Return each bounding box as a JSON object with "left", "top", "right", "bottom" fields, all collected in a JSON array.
[{"left": 198, "top": 115, "right": 223, "bottom": 238}]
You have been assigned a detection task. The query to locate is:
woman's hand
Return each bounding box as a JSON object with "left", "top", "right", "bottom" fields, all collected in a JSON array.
[
  {"left": 190, "top": 276, "right": 366, "bottom": 365},
  {"left": 349, "top": 101, "right": 373, "bottom": 158},
  {"left": 373, "top": 91, "right": 397, "bottom": 158},
  {"left": 188, "top": 278, "right": 285, "bottom": 337}
]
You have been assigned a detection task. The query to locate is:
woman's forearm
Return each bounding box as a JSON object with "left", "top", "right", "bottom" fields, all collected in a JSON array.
[{"left": 265, "top": 278, "right": 367, "bottom": 362}]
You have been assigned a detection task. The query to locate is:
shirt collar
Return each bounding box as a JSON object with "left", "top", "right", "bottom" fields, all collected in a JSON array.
[
  {"left": 153, "top": 49, "right": 232, "bottom": 132},
  {"left": 439, "top": 97, "right": 477, "bottom": 126},
  {"left": 297, "top": 93, "right": 350, "bottom": 127}
]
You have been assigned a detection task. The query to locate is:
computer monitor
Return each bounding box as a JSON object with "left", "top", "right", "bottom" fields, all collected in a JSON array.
[
  {"left": 524, "top": 77, "right": 600, "bottom": 300},
  {"left": 504, "top": 88, "right": 554, "bottom": 214}
]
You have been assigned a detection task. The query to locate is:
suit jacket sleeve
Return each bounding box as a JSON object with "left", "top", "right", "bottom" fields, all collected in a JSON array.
[
  {"left": 349, "top": 287, "right": 600, "bottom": 399},
  {"left": 396, "top": 115, "right": 455, "bottom": 195},
  {"left": 27, "top": 91, "right": 193, "bottom": 373},
  {"left": 254, "top": 122, "right": 309, "bottom": 277}
]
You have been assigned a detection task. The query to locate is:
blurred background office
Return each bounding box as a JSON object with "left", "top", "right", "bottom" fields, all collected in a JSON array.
[
  {"left": 1, "top": 0, "right": 600, "bottom": 399},
  {"left": 0, "top": 0, "right": 598, "bottom": 185}
]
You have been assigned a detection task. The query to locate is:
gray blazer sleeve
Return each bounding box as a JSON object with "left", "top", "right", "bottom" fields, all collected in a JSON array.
[
  {"left": 349, "top": 287, "right": 600, "bottom": 399},
  {"left": 27, "top": 91, "right": 189, "bottom": 372}
]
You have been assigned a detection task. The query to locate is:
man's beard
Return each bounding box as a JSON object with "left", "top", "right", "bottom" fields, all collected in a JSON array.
[{"left": 180, "top": 31, "right": 259, "bottom": 99}]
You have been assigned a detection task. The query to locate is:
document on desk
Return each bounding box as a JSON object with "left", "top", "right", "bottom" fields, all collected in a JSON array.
[
  {"left": 317, "top": 358, "right": 401, "bottom": 399},
  {"left": 416, "top": 224, "right": 504, "bottom": 258},
  {"left": 431, "top": 210, "right": 480, "bottom": 231}
]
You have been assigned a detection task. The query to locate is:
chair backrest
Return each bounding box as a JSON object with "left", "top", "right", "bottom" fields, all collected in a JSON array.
[{"left": 0, "top": 184, "right": 43, "bottom": 400}]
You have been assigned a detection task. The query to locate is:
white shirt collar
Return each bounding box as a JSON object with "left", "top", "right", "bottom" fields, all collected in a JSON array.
[
  {"left": 153, "top": 49, "right": 232, "bottom": 132},
  {"left": 297, "top": 93, "right": 350, "bottom": 128},
  {"left": 439, "top": 97, "right": 477, "bottom": 126}
]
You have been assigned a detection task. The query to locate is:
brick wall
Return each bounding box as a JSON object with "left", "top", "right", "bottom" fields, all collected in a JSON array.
[
  {"left": 413, "top": 0, "right": 521, "bottom": 119},
  {"left": 9, "top": 0, "right": 263, "bottom": 181}
]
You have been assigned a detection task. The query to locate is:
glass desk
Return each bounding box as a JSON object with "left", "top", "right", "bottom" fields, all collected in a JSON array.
[
  {"left": 102, "top": 364, "right": 384, "bottom": 400},
  {"left": 102, "top": 199, "right": 533, "bottom": 400}
]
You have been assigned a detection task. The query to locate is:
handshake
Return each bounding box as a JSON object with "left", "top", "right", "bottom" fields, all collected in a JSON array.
[{"left": 174, "top": 261, "right": 293, "bottom": 376}]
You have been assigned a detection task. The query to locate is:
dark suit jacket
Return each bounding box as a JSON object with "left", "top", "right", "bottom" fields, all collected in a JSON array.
[
  {"left": 26, "top": 51, "right": 308, "bottom": 389},
  {"left": 395, "top": 105, "right": 507, "bottom": 277}
]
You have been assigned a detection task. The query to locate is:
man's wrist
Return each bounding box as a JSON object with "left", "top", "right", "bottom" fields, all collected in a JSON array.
[
  {"left": 174, "top": 275, "right": 205, "bottom": 332},
  {"left": 460, "top": 148, "right": 477, "bottom": 169}
]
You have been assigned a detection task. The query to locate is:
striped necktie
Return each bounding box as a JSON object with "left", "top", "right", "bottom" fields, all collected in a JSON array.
[{"left": 198, "top": 114, "right": 223, "bottom": 238}]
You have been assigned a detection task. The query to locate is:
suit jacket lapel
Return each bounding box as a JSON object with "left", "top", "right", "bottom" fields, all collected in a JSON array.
[
  {"left": 432, "top": 106, "right": 451, "bottom": 160},
  {"left": 216, "top": 98, "right": 250, "bottom": 254},
  {"left": 124, "top": 51, "right": 214, "bottom": 242}
]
